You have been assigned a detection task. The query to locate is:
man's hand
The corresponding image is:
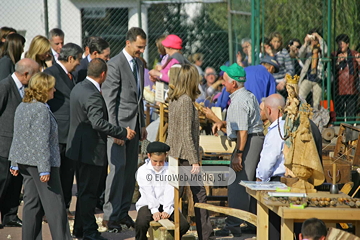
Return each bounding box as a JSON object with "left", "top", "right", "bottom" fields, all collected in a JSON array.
[
  {"left": 126, "top": 127, "right": 136, "bottom": 140},
  {"left": 355, "top": 53, "right": 360, "bottom": 65},
  {"left": 304, "top": 35, "right": 311, "bottom": 45},
  {"left": 141, "top": 127, "right": 147, "bottom": 141},
  {"left": 10, "top": 169, "right": 19, "bottom": 176},
  {"left": 312, "top": 32, "right": 322, "bottom": 40},
  {"left": 191, "top": 163, "right": 200, "bottom": 174},
  {"left": 337, "top": 52, "right": 347, "bottom": 62},
  {"left": 276, "top": 81, "right": 286, "bottom": 91},
  {"left": 40, "top": 174, "right": 50, "bottom": 182},
  {"left": 203, "top": 107, "right": 220, "bottom": 123},
  {"left": 232, "top": 153, "right": 243, "bottom": 172},
  {"left": 161, "top": 212, "right": 170, "bottom": 219},
  {"left": 113, "top": 138, "right": 125, "bottom": 146},
  {"left": 212, "top": 121, "right": 224, "bottom": 136},
  {"left": 152, "top": 212, "right": 161, "bottom": 221},
  {"left": 265, "top": 45, "right": 274, "bottom": 57}
]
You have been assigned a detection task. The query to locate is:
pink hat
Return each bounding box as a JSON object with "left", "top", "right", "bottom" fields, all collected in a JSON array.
[{"left": 161, "top": 34, "right": 182, "bottom": 50}]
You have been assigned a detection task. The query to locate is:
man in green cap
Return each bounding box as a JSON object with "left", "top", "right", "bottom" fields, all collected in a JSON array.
[{"left": 212, "top": 63, "right": 264, "bottom": 237}]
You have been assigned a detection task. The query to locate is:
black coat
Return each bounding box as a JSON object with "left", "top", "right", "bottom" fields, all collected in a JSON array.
[
  {"left": 0, "top": 75, "right": 22, "bottom": 158},
  {"left": 66, "top": 79, "right": 127, "bottom": 166},
  {"left": 45, "top": 63, "right": 75, "bottom": 144}
]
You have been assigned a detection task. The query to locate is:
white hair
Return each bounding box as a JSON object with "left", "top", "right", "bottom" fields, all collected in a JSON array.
[{"left": 228, "top": 76, "right": 244, "bottom": 88}]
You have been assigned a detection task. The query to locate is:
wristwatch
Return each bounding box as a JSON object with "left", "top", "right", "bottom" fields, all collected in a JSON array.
[{"left": 236, "top": 149, "right": 243, "bottom": 154}]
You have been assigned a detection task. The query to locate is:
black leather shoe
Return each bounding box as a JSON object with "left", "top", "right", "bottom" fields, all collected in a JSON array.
[
  {"left": 215, "top": 228, "right": 241, "bottom": 237},
  {"left": 83, "top": 232, "right": 108, "bottom": 240},
  {"left": 4, "top": 217, "right": 22, "bottom": 227},
  {"left": 0, "top": 224, "right": 3, "bottom": 229},
  {"left": 240, "top": 223, "right": 256, "bottom": 234},
  {"left": 119, "top": 215, "right": 135, "bottom": 228},
  {"left": 104, "top": 220, "right": 122, "bottom": 232},
  {"left": 215, "top": 228, "right": 230, "bottom": 237}
]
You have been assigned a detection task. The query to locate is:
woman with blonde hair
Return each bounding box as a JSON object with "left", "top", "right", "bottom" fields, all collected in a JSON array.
[
  {"left": 166, "top": 64, "right": 213, "bottom": 240},
  {"left": 25, "top": 35, "right": 51, "bottom": 71},
  {"left": 9, "top": 72, "right": 71, "bottom": 240}
]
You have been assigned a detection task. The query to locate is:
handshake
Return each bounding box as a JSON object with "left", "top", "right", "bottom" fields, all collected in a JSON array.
[
  {"left": 126, "top": 126, "right": 136, "bottom": 140},
  {"left": 113, "top": 127, "right": 136, "bottom": 146}
]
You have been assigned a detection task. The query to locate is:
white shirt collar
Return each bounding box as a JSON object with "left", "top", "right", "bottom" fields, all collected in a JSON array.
[
  {"left": 11, "top": 73, "right": 23, "bottom": 90},
  {"left": 145, "top": 158, "right": 168, "bottom": 174},
  {"left": 51, "top": 48, "right": 58, "bottom": 61},
  {"left": 57, "top": 61, "right": 69, "bottom": 74},
  {"left": 86, "top": 77, "right": 101, "bottom": 92},
  {"left": 87, "top": 54, "right": 92, "bottom": 63},
  {"left": 122, "top": 48, "right": 134, "bottom": 65}
]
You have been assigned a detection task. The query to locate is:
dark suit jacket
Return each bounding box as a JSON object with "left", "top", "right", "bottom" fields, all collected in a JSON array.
[
  {"left": 0, "top": 56, "right": 15, "bottom": 81},
  {"left": 45, "top": 63, "right": 75, "bottom": 144},
  {"left": 0, "top": 75, "right": 22, "bottom": 158},
  {"left": 66, "top": 79, "right": 127, "bottom": 166},
  {"left": 73, "top": 57, "right": 89, "bottom": 83},
  {"left": 50, "top": 51, "right": 57, "bottom": 66},
  {"left": 101, "top": 50, "right": 145, "bottom": 133}
]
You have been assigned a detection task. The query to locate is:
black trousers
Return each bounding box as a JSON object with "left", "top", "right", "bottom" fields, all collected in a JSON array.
[
  {"left": 19, "top": 165, "right": 71, "bottom": 240},
  {"left": 135, "top": 205, "right": 189, "bottom": 240},
  {"left": 269, "top": 177, "right": 281, "bottom": 240},
  {"left": 74, "top": 161, "right": 103, "bottom": 236},
  {"left": 59, "top": 144, "right": 75, "bottom": 209},
  {"left": 0, "top": 156, "right": 23, "bottom": 224},
  {"left": 179, "top": 159, "right": 213, "bottom": 240}
]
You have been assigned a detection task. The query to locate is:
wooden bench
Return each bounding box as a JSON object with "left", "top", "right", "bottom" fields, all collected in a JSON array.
[
  {"left": 194, "top": 203, "right": 257, "bottom": 227},
  {"left": 326, "top": 227, "right": 360, "bottom": 240},
  {"left": 199, "top": 135, "right": 235, "bottom": 166},
  {"left": 149, "top": 219, "right": 175, "bottom": 240}
]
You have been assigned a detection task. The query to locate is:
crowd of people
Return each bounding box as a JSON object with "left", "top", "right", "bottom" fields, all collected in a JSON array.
[{"left": 0, "top": 24, "right": 352, "bottom": 240}]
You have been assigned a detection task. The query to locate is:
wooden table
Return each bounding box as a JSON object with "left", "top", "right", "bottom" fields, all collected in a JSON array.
[{"left": 246, "top": 188, "right": 360, "bottom": 240}]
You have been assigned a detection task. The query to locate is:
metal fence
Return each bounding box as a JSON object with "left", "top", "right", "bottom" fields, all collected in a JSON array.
[
  {"left": 2, "top": 0, "right": 360, "bottom": 124},
  {"left": 229, "top": 0, "right": 360, "bottom": 124}
]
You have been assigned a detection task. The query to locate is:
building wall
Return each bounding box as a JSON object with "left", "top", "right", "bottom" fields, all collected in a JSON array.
[{"left": 0, "top": 0, "right": 81, "bottom": 52}]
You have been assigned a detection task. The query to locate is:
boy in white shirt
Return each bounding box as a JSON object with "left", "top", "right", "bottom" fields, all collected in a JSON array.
[{"left": 135, "top": 142, "right": 190, "bottom": 240}]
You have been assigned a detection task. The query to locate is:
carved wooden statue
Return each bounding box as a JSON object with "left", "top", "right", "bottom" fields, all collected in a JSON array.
[{"left": 282, "top": 74, "right": 325, "bottom": 193}]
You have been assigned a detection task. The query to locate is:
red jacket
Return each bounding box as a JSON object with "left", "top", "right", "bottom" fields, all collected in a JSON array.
[{"left": 332, "top": 49, "right": 360, "bottom": 95}]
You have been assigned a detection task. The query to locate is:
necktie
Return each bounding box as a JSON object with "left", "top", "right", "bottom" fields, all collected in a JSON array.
[
  {"left": 132, "top": 59, "right": 138, "bottom": 82},
  {"left": 67, "top": 73, "right": 73, "bottom": 81},
  {"left": 132, "top": 59, "right": 141, "bottom": 98},
  {"left": 19, "top": 86, "right": 25, "bottom": 98}
]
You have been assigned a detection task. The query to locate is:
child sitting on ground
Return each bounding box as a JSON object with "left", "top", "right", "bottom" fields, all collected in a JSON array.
[{"left": 135, "top": 141, "right": 190, "bottom": 240}]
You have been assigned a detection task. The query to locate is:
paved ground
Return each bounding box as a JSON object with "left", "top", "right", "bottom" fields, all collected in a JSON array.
[
  {"left": 0, "top": 198, "right": 256, "bottom": 240},
  {"left": 0, "top": 183, "right": 256, "bottom": 240}
]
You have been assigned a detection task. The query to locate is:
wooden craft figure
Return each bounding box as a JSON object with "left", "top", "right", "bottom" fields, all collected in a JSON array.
[{"left": 282, "top": 74, "right": 325, "bottom": 193}]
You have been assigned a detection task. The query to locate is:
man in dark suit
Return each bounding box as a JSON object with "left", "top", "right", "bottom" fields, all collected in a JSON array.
[
  {"left": 66, "top": 58, "right": 136, "bottom": 240},
  {"left": 102, "top": 27, "right": 147, "bottom": 232},
  {"left": 48, "top": 28, "right": 65, "bottom": 65},
  {"left": 73, "top": 36, "right": 111, "bottom": 210},
  {"left": 45, "top": 43, "right": 83, "bottom": 218},
  {"left": 0, "top": 58, "right": 39, "bottom": 228},
  {"left": 74, "top": 36, "right": 110, "bottom": 83}
]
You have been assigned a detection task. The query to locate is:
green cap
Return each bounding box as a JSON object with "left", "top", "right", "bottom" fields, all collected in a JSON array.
[{"left": 220, "top": 63, "right": 246, "bottom": 82}]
